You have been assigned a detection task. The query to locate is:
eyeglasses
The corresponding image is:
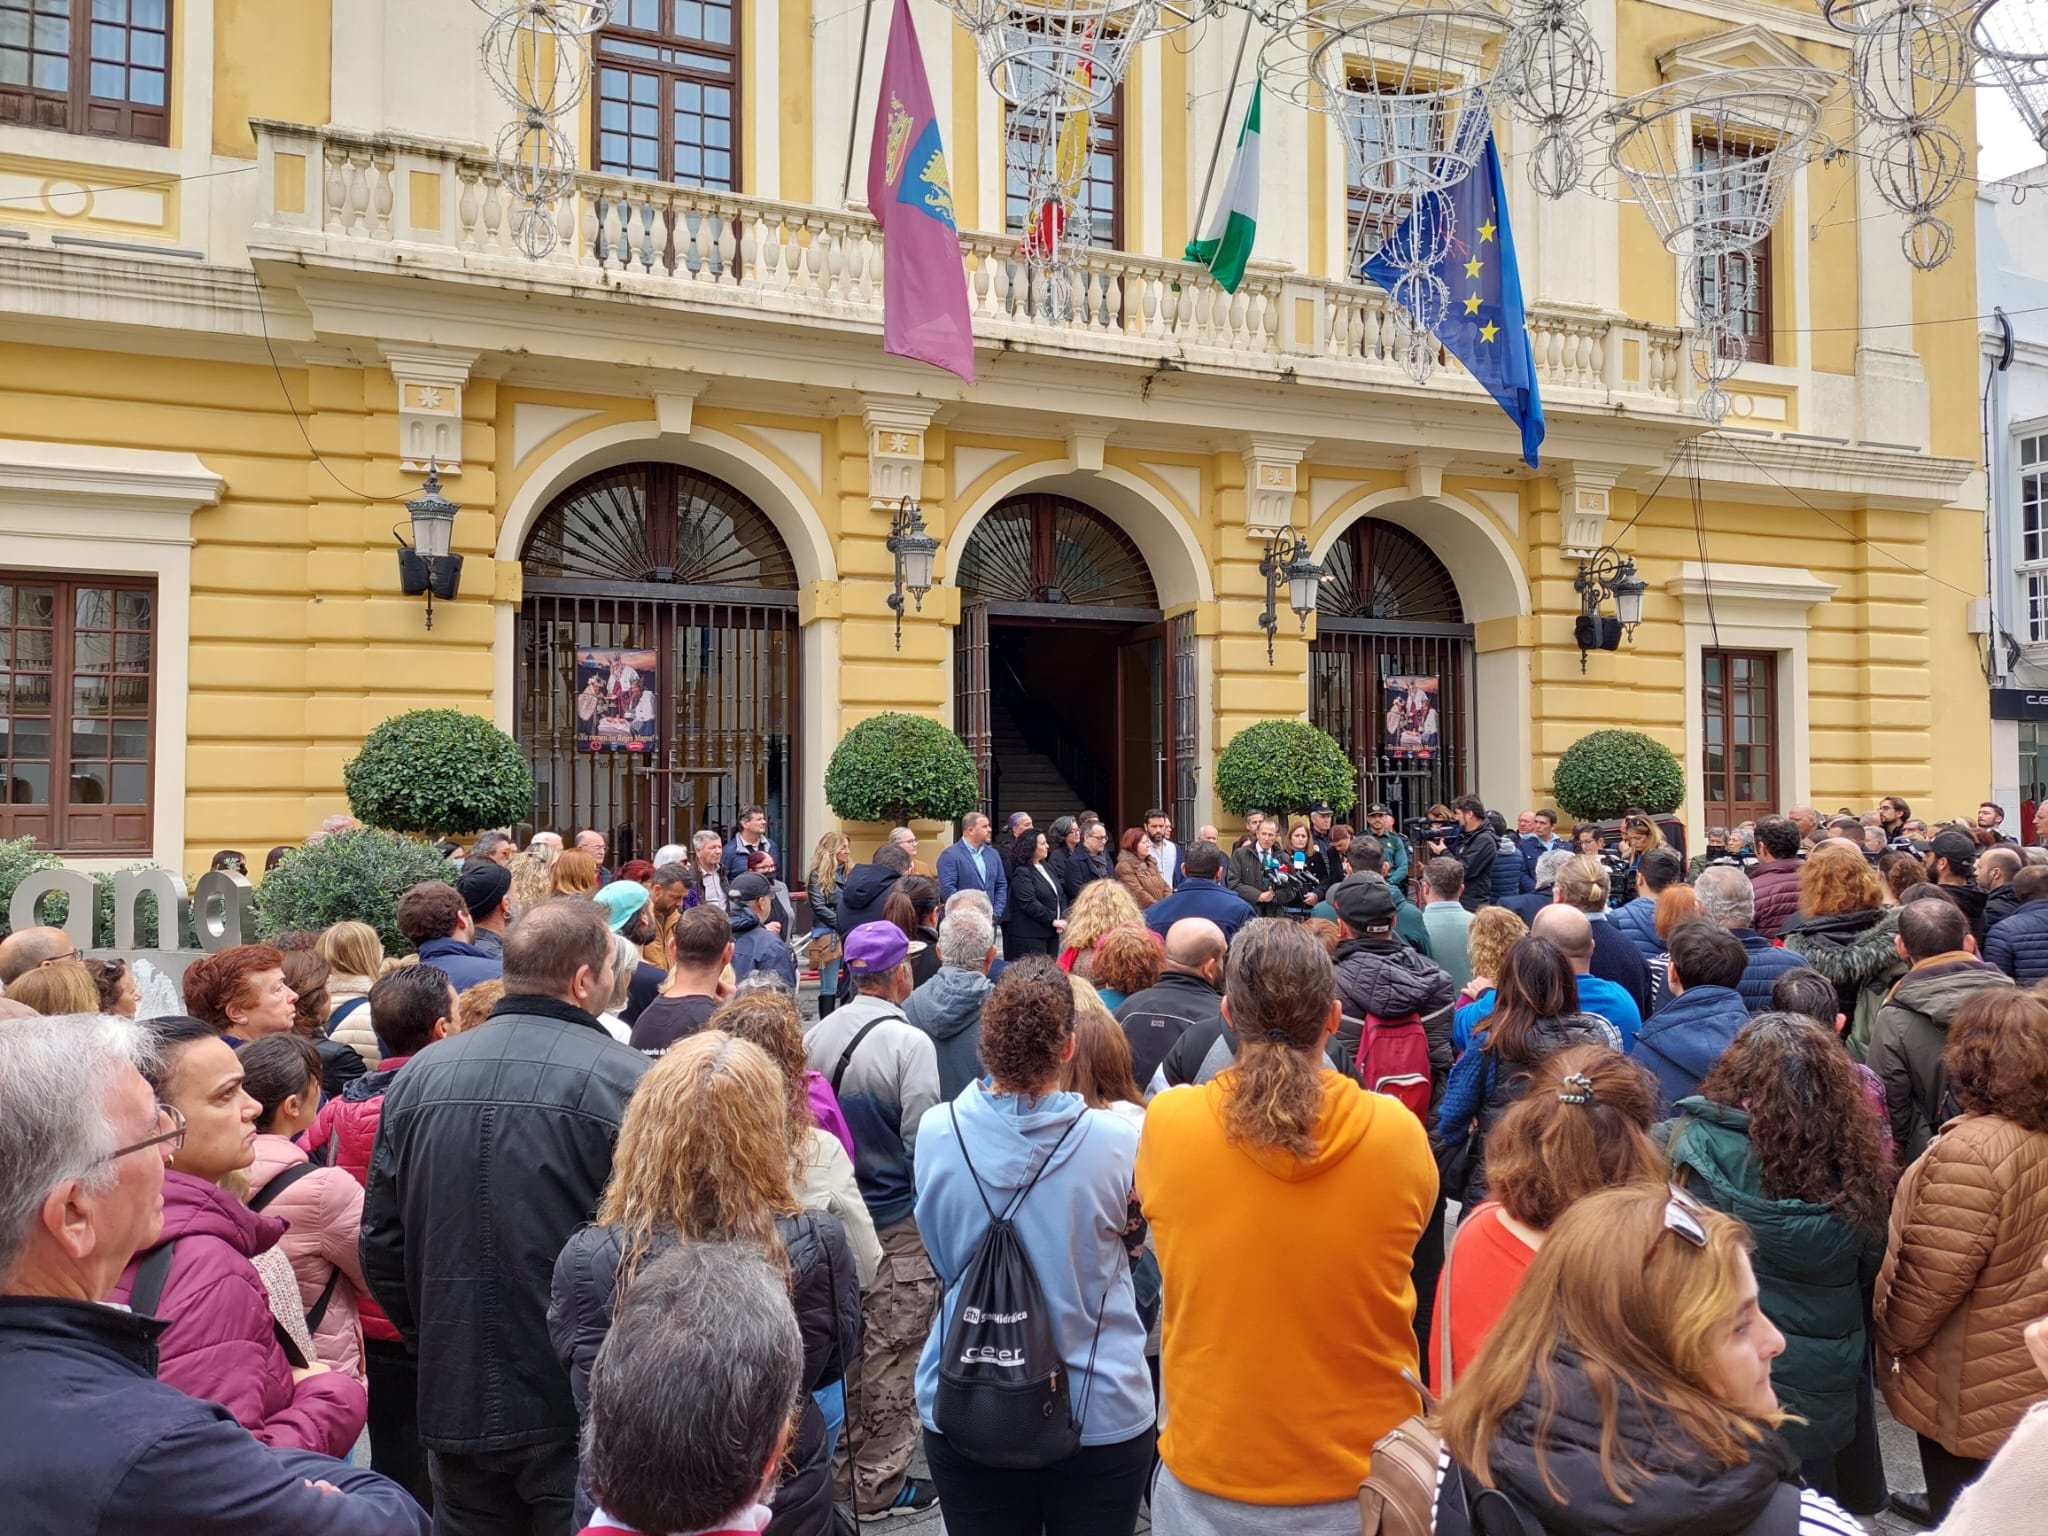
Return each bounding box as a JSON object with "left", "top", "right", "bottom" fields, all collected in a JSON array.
[
  {"left": 103, "top": 1103, "right": 186, "bottom": 1165},
  {"left": 1648, "top": 1184, "right": 1708, "bottom": 1259},
  {"left": 35, "top": 948, "right": 80, "bottom": 969}
]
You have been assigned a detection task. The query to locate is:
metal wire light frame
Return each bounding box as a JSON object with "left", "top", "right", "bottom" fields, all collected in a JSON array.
[
  {"left": 1496, "top": 0, "right": 1606, "bottom": 197},
  {"left": 467, "top": 0, "right": 613, "bottom": 34},
  {"left": 942, "top": 0, "right": 1162, "bottom": 110},
  {"left": 1603, "top": 66, "right": 1835, "bottom": 259}
]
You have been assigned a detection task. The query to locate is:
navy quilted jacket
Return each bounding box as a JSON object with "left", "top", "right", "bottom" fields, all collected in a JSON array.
[
  {"left": 1733, "top": 929, "right": 1807, "bottom": 1014},
  {"left": 1986, "top": 898, "right": 2048, "bottom": 987},
  {"left": 1610, "top": 896, "right": 1663, "bottom": 963}
]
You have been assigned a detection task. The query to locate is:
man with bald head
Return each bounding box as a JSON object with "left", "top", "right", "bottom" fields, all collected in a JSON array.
[
  {"left": 0, "top": 926, "right": 76, "bottom": 988},
  {"left": 1117, "top": 916, "right": 1229, "bottom": 1093},
  {"left": 1530, "top": 903, "right": 1644, "bottom": 1051}
]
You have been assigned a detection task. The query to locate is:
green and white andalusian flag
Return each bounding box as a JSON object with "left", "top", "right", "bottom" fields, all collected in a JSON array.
[{"left": 1185, "top": 83, "right": 1260, "bottom": 293}]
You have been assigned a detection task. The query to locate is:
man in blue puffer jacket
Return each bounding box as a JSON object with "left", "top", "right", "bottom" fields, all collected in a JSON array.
[
  {"left": 1631, "top": 920, "right": 1751, "bottom": 1113},
  {"left": 1985, "top": 865, "right": 2048, "bottom": 986},
  {"left": 1694, "top": 865, "right": 1805, "bottom": 1013},
  {"left": 1611, "top": 848, "right": 1686, "bottom": 964}
]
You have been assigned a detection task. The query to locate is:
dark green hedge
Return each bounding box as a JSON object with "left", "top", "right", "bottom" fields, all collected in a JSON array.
[
  {"left": 824, "top": 712, "right": 981, "bottom": 824},
  {"left": 1551, "top": 729, "right": 1685, "bottom": 822},
  {"left": 1214, "top": 719, "right": 1358, "bottom": 818},
  {"left": 343, "top": 708, "right": 534, "bottom": 837}
]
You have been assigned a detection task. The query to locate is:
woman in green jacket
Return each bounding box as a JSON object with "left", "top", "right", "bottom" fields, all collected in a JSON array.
[
  {"left": 1664, "top": 1013, "right": 1896, "bottom": 1506},
  {"left": 1780, "top": 846, "right": 1907, "bottom": 1061}
]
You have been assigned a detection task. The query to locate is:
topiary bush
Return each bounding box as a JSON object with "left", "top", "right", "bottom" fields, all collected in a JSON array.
[
  {"left": 255, "top": 829, "right": 456, "bottom": 955},
  {"left": 1214, "top": 719, "right": 1358, "bottom": 818},
  {"left": 1550, "top": 729, "right": 1685, "bottom": 822},
  {"left": 344, "top": 708, "right": 535, "bottom": 837},
  {"left": 0, "top": 836, "right": 61, "bottom": 940},
  {"left": 824, "top": 712, "right": 981, "bottom": 825}
]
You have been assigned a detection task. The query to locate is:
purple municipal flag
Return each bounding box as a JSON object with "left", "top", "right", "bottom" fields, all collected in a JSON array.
[{"left": 868, "top": 0, "right": 975, "bottom": 382}]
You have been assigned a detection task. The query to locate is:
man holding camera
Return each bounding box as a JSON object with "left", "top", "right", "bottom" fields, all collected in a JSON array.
[{"left": 1424, "top": 796, "right": 1496, "bottom": 913}]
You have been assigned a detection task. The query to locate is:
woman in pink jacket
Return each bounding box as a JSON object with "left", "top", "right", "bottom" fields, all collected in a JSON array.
[
  {"left": 238, "top": 1033, "right": 370, "bottom": 1381},
  {"left": 109, "top": 1016, "right": 365, "bottom": 1457}
]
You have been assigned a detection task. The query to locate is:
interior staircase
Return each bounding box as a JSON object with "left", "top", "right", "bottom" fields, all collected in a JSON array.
[{"left": 988, "top": 689, "right": 1087, "bottom": 827}]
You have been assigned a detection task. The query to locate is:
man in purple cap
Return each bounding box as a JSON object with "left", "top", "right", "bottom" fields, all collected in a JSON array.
[{"left": 801, "top": 921, "right": 940, "bottom": 1519}]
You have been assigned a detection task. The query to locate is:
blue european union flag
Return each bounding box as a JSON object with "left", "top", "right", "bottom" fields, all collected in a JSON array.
[{"left": 1363, "top": 133, "right": 1546, "bottom": 468}]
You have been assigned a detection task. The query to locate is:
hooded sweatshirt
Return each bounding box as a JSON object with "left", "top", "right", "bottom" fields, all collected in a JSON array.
[
  {"left": 728, "top": 902, "right": 797, "bottom": 989},
  {"left": 804, "top": 993, "right": 940, "bottom": 1228},
  {"left": 1867, "top": 954, "right": 2014, "bottom": 1162},
  {"left": 913, "top": 1084, "right": 1153, "bottom": 1448},
  {"left": 109, "top": 1169, "right": 367, "bottom": 1457},
  {"left": 902, "top": 965, "right": 994, "bottom": 1100},
  {"left": 1629, "top": 983, "right": 1750, "bottom": 1114},
  {"left": 1137, "top": 1070, "right": 1437, "bottom": 1504}
]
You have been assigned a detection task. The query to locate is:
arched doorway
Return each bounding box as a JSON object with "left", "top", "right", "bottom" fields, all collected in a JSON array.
[
  {"left": 516, "top": 463, "right": 801, "bottom": 865},
  {"left": 1310, "top": 519, "right": 1474, "bottom": 828},
  {"left": 954, "top": 494, "right": 1195, "bottom": 832}
]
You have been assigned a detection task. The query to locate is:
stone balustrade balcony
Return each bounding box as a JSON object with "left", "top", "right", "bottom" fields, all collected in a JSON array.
[{"left": 250, "top": 121, "right": 1689, "bottom": 418}]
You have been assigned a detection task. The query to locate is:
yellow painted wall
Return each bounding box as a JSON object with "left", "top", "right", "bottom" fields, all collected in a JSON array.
[{"left": 212, "top": 0, "right": 332, "bottom": 159}]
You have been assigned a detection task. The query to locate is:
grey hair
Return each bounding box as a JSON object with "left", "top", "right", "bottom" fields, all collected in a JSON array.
[
  {"left": 937, "top": 907, "right": 995, "bottom": 969},
  {"left": 1694, "top": 865, "right": 1756, "bottom": 929},
  {"left": 692, "top": 830, "right": 722, "bottom": 852},
  {"left": 1534, "top": 848, "right": 1573, "bottom": 888},
  {"left": 944, "top": 888, "right": 993, "bottom": 917},
  {"left": 471, "top": 830, "right": 513, "bottom": 859},
  {"left": 653, "top": 843, "right": 690, "bottom": 868},
  {"left": 605, "top": 933, "right": 640, "bottom": 1014},
  {"left": 582, "top": 1241, "right": 802, "bottom": 1534},
  {"left": 2025, "top": 846, "right": 2048, "bottom": 869},
  {"left": 0, "top": 1014, "right": 153, "bottom": 1281},
  {"left": 889, "top": 825, "right": 916, "bottom": 845}
]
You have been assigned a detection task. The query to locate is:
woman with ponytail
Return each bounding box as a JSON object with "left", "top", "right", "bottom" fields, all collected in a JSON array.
[
  {"left": 1431, "top": 1045, "right": 1666, "bottom": 1391},
  {"left": 1137, "top": 920, "right": 1437, "bottom": 1533}
]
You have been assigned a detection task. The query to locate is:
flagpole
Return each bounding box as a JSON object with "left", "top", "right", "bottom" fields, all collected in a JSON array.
[
  {"left": 842, "top": 0, "right": 881, "bottom": 205},
  {"left": 1188, "top": 5, "right": 1256, "bottom": 245}
]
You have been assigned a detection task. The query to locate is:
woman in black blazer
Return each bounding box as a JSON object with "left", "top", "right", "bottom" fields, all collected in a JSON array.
[
  {"left": 1044, "top": 815, "right": 1079, "bottom": 901},
  {"left": 1004, "top": 828, "right": 1065, "bottom": 960}
]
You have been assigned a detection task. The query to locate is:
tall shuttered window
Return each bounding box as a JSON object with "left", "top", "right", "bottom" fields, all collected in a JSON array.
[
  {"left": 0, "top": 575, "right": 156, "bottom": 852},
  {"left": 0, "top": 0, "right": 170, "bottom": 145},
  {"left": 2019, "top": 431, "right": 2048, "bottom": 644},
  {"left": 1005, "top": 89, "right": 1124, "bottom": 250},
  {"left": 1701, "top": 648, "right": 1778, "bottom": 833},
  {"left": 1693, "top": 137, "right": 1773, "bottom": 364},
  {"left": 593, "top": 0, "right": 738, "bottom": 190}
]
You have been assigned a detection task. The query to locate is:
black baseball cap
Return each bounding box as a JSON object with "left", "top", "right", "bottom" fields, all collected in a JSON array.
[
  {"left": 1366, "top": 802, "right": 1392, "bottom": 818},
  {"left": 1331, "top": 875, "right": 1397, "bottom": 932},
  {"left": 729, "top": 872, "right": 775, "bottom": 903},
  {"left": 456, "top": 861, "right": 512, "bottom": 920}
]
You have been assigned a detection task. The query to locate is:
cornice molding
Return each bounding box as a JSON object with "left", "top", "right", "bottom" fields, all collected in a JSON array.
[{"left": 0, "top": 437, "right": 222, "bottom": 528}]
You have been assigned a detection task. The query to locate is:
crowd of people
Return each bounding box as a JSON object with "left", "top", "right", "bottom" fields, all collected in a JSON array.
[{"left": 2, "top": 789, "right": 2048, "bottom": 1536}]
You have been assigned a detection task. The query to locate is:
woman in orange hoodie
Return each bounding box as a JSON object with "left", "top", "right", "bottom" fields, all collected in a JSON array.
[{"left": 1136, "top": 918, "right": 1437, "bottom": 1532}]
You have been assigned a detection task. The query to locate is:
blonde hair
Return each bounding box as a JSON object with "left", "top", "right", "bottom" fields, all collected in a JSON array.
[
  {"left": 1218, "top": 919, "right": 1336, "bottom": 1160},
  {"left": 1553, "top": 854, "right": 1612, "bottom": 911},
  {"left": 595, "top": 1032, "right": 797, "bottom": 1282},
  {"left": 508, "top": 850, "right": 554, "bottom": 915},
  {"left": 808, "top": 831, "right": 851, "bottom": 899},
  {"left": 8, "top": 959, "right": 101, "bottom": 1016},
  {"left": 552, "top": 850, "right": 601, "bottom": 898},
  {"left": 604, "top": 932, "right": 640, "bottom": 1014},
  {"left": 708, "top": 989, "right": 816, "bottom": 1171},
  {"left": 1440, "top": 1183, "right": 1779, "bottom": 1503},
  {"left": 378, "top": 954, "right": 419, "bottom": 977},
  {"left": 1061, "top": 975, "right": 1144, "bottom": 1109},
  {"left": 1624, "top": 814, "right": 1668, "bottom": 853},
  {"left": 1466, "top": 906, "right": 1528, "bottom": 986},
  {"left": 454, "top": 978, "right": 504, "bottom": 1033},
  {"left": 1062, "top": 879, "right": 1146, "bottom": 962},
  {"left": 317, "top": 920, "right": 384, "bottom": 981}
]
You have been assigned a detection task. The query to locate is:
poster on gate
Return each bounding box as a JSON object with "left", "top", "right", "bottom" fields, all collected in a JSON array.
[
  {"left": 1383, "top": 675, "right": 1441, "bottom": 760},
  {"left": 575, "top": 647, "right": 658, "bottom": 752}
]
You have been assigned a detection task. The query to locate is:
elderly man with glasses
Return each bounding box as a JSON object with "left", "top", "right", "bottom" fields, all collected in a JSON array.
[{"left": 0, "top": 1014, "right": 426, "bottom": 1534}]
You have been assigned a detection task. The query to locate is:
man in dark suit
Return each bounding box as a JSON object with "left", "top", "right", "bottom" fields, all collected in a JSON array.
[{"left": 936, "top": 811, "right": 1008, "bottom": 921}]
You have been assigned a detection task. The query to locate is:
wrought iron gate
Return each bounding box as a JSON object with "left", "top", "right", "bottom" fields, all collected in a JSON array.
[
  {"left": 956, "top": 599, "right": 993, "bottom": 816},
  {"left": 1168, "top": 611, "right": 1199, "bottom": 835}
]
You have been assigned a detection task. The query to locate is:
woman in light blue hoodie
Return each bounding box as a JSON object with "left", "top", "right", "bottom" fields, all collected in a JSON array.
[{"left": 913, "top": 957, "right": 1155, "bottom": 1535}]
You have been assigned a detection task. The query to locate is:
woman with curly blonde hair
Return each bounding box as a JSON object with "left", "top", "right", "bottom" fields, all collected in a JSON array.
[
  {"left": 1459, "top": 905, "right": 1527, "bottom": 1009},
  {"left": 1783, "top": 844, "right": 1905, "bottom": 1060},
  {"left": 550, "top": 1032, "right": 862, "bottom": 1536},
  {"left": 1057, "top": 877, "right": 1146, "bottom": 978},
  {"left": 1138, "top": 918, "right": 1438, "bottom": 1530},
  {"left": 507, "top": 844, "right": 556, "bottom": 915}
]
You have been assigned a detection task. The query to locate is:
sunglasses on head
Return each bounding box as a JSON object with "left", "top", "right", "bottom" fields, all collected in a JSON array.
[{"left": 1649, "top": 1184, "right": 1709, "bottom": 1260}]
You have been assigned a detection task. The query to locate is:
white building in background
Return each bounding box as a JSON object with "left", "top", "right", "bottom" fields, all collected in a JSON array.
[{"left": 1981, "top": 173, "right": 2048, "bottom": 828}]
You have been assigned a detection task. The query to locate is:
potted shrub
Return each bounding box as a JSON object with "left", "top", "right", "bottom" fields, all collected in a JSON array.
[
  {"left": 344, "top": 708, "right": 535, "bottom": 838},
  {"left": 256, "top": 829, "right": 457, "bottom": 955},
  {"left": 1550, "top": 729, "right": 1685, "bottom": 823},
  {"left": 824, "top": 712, "right": 981, "bottom": 826},
  {"left": 1214, "top": 719, "right": 1358, "bottom": 819}
]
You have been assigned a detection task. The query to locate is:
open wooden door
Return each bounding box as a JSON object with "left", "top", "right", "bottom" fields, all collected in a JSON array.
[{"left": 955, "top": 599, "right": 993, "bottom": 817}]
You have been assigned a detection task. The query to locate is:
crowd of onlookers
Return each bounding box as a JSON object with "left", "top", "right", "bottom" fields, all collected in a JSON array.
[{"left": 0, "top": 789, "right": 2046, "bottom": 1536}]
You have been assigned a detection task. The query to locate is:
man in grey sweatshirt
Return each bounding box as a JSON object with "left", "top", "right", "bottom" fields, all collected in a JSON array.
[{"left": 903, "top": 906, "right": 997, "bottom": 1100}]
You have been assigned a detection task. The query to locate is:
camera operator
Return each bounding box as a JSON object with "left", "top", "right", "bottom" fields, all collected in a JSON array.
[{"left": 1424, "top": 796, "right": 1496, "bottom": 913}]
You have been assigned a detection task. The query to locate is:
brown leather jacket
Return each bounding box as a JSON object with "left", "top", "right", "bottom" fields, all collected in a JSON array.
[
  {"left": 1116, "top": 850, "right": 1170, "bottom": 909},
  {"left": 1875, "top": 1112, "right": 2048, "bottom": 1456}
]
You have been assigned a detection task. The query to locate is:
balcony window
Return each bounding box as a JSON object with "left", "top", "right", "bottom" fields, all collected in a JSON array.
[
  {"left": 594, "top": 0, "right": 737, "bottom": 190},
  {"left": 1693, "top": 137, "right": 1773, "bottom": 364},
  {"left": 1005, "top": 87, "right": 1123, "bottom": 250},
  {"left": 0, "top": 0, "right": 170, "bottom": 146}
]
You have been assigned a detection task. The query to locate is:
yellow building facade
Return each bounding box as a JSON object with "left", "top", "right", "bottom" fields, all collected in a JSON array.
[{"left": 0, "top": 0, "right": 1988, "bottom": 876}]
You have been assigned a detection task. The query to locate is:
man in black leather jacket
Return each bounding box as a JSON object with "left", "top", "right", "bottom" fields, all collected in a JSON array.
[{"left": 362, "top": 898, "right": 649, "bottom": 1536}]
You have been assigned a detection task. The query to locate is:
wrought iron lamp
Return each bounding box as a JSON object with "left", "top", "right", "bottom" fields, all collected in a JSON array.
[
  {"left": 1573, "top": 548, "right": 1646, "bottom": 671},
  {"left": 886, "top": 496, "right": 940, "bottom": 650},
  {"left": 395, "top": 467, "right": 463, "bottom": 630},
  {"left": 1258, "top": 531, "right": 1322, "bottom": 664}
]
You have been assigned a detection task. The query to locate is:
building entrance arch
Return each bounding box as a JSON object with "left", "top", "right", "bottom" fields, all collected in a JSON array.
[{"left": 952, "top": 492, "right": 1199, "bottom": 835}]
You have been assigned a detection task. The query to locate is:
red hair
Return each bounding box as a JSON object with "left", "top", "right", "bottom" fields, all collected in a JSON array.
[{"left": 181, "top": 943, "right": 286, "bottom": 1030}]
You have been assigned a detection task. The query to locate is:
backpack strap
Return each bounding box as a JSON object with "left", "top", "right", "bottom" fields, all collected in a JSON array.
[
  {"left": 249, "top": 1161, "right": 324, "bottom": 1213},
  {"left": 829, "top": 1015, "right": 895, "bottom": 1097},
  {"left": 127, "top": 1240, "right": 176, "bottom": 1318},
  {"left": 326, "top": 995, "right": 369, "bottom": 1035},
  {"left": 947, "top": 1099, "right": 1085, "bottom": 1225}
]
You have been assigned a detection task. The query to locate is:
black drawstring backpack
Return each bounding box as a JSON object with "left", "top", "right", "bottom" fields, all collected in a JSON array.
[{"left": 932, "top": 1105, "right": 1112, "bottom": 1470}]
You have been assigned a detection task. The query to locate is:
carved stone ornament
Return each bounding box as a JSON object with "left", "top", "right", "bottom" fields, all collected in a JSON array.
[
  {"left": 865, "top": 399, "right": 939, "bottom": 510},
  {"left": 1242, "top": 435, "right": 1310, "bottom": 537},
  {"left": 384, "top": 346, "right": 480, "bottom": 475},
  {"left": 1559, "top": 465, "right": 1619, "bottom": 558}
]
